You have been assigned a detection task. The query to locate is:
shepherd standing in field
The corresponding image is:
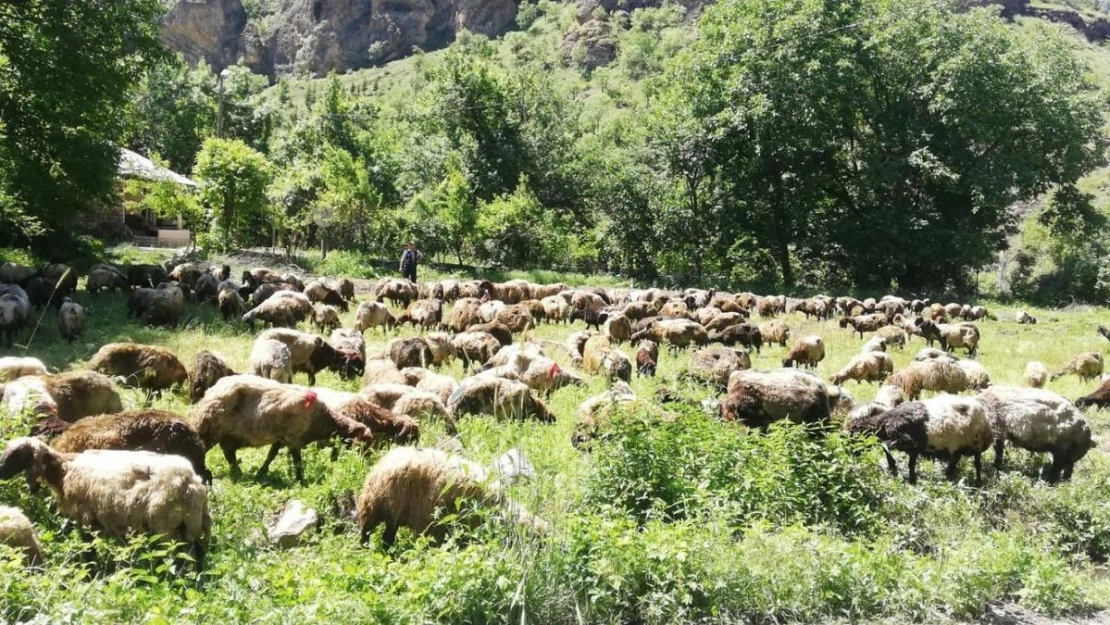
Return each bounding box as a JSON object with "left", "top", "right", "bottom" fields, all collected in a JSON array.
[{"left": 400, "top": 241, "right": 422, "bottom": 283}]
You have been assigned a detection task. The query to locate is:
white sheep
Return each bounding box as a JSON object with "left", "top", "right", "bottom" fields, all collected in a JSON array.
[
  {"left": 0, "top": 505, "right": 43, "bottom": 566},
  {"left": 353, "top": 301, "right": 395, "bottom": 333},
  {"left": 1024, "top": 361, "right": 1048, "bottom": 389},
  {"left": 978, "top": 386, "right": 1096, "bottom": 482},
  {"left": 248, "top": 338, "right": 294, "bottom": 383},
  {"left": 0, "top": 357, "right": 48, "bottom": 382},
  {"left": 0, "top": 438, "right": 209, "bottom": 568},
  {"left": 829, "top": 352, "right": 893, "bottom": 385},
  {"left": 860, "top": 336, "right": 887, "bottom": 354}
]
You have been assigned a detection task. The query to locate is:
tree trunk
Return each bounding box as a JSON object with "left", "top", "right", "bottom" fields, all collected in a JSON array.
[
  {"left": 777, "top": 239, "right": 794, "bottom": 288},
  {"left": 320, "top": 229, "right": 328, "bottom": 260}
]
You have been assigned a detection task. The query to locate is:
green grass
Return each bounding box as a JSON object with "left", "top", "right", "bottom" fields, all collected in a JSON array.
[{"left": 4, "top": 267, "right": 1110, "bottom": 622}]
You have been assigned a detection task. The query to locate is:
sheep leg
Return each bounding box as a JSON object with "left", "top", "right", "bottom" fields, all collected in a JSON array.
[
  {"left": 944, "top": 457, "right": 961, "bottom": 481},
  {"left": 1043, "top": 453, "right": 1065, "bottom": 484},
  {"left": 307, "top": 370, "right": 317, "bottom": 386},
  {"left": 381, "top": 523, "right": 398, "bottom": 549},
  {"left": 906, "top": 453, "right": 919, "bottom": 485},
  {"left": 221, "top": 445, "right": 242, "bottom": 478},
  {"left": 289, "top": 447, "right": 305, "bottom": 483},
  {"left": 993, "top": 439, "right": 1005, "bottom": 472},
  {"left": 882, "top": 447, "right": 899, "bottom": 477},
  {"left": 973, "top": 453, "right": 983, "bottom": 485},
  {"left": 191, "top": 541, "right": 206, "bottom": 573},
  {"left": 257, "top": 443, "right": 282, "bottom": 477}
]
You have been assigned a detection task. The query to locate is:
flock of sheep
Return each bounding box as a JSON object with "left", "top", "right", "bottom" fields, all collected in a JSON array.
[{"left": 0, "top": 259, "right": 1107, "bottom": 574}]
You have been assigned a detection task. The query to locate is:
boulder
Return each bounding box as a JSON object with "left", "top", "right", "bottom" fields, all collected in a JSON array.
[{"left": 266, "top": 500, "right": 318, "bottom": 548}]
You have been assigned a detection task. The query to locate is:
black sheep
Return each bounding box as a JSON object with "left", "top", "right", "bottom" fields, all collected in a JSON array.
[{"left": 570, "top": 309, "right": 608, "bottom": 332}]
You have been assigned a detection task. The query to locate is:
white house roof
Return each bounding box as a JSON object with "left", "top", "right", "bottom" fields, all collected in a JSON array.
[{"left": 118, "top": 148, "right": 197, "bottom": 187}]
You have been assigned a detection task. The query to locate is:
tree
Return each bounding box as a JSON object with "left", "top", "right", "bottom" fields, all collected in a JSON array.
[
  {"left": 194, "top": 138, "right": 274, "bottom": 250},
  {"left": 123, "top": 177, "right": 204, "bottom": 249},
  {"left": 313, "top": 146, "right": 383, "bottom": 257},
  {"left": 0, "top": 0, "right": 165, "bottom": 247},
  {"left": 125, "top": 57, "right": 216, "bottom": 173}
]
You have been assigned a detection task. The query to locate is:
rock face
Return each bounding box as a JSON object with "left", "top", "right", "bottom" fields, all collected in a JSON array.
[{"left": 161, "top": 0, "right": 519, "bottom": 78}]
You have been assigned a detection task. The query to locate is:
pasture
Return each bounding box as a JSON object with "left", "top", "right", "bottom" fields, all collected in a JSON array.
[{"left": 3, "top": 257, "right": 1110, "bottom": 624}]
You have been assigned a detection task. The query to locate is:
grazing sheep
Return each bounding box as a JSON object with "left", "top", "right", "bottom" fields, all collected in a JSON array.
[
  {"left": 446, "top": 377, "right": 556, "bottom": 422},
  {"left": 376, "top": 279, "right": 418, "bottom": 308},
  {"left": 582, "top": 335, "right": 633, "bottom": 383},
  {"left": 305, "top": 280, "right": 349, "bottom": 312},
  {"left": 572, "top": 382, "right": 642, "bottom": 447},
  {"left": 188, "top": 351, "right": 236, "bottom": 404},
  {"left": 0, "top": 262, "right": 34, "bottom": 284},
  {"left": 914, "top": 347, "right": 950, "bottom": 362},
  {"left": 630, "top": 318, "right": 709, "bottom": 349},
  {"left": 3, "top": 371, "right": 122, "bottom": 423},
  {"left": 957, "top": 360, "right": 991, "bottom": 390},
  {"left": 875, "top": 325, "right": 907, "bottom": 350},
  {"left": 242, "top": 290, "right": 313, "bottom": 328},
  {"left": 928, "top": 303, "right": 948, "bottom": 322},
  {"left": 687, "top": 346, "right": 751, "bottom": 387},
  {"left": 758, "top": 319, "right": 790, "bottom": 348},
  {"left": 782, "top": 336, "right": 825, "bottom": 369},
  {"left": 980, "top": 386, "right": 1095, "bottom": 482},
  {"left": 218, "top": 288, "right": 247, "bottom": 320},
  {"left": 409, "top": 369, "right": 460, "bottom": 405},
  {"left": 829, "top": 352, "right": 894, "bottom": 385},
  {"left": 722, "top": 369, "right": 831, "bottom": 428},
  {"left": 127, "top": 283, "right": 185, "bottom": 327},
  {"left": 399, "top": 299, "right": 445, "bottom": 329},
  {"left": 451, "top": 332, "right": 502, "bottom": 369},
  {"left": 603, "top": 312, "right": 633, "bottom": 343},
  {"left": 445, "top": 298, "right": 482, "bottom": 332},
  {"left": 192, "top": 273, "right": 219, "bottom": 304},
  {"left": 330, "top": 328, "right": 367, "bottom": 359},
  {"left": 354, "top": 301, "right": 396, "bottom": 333},
  {"left": 86, "top": 267, "right": 129, "bottom": 294},
  {"left": 0, "top": 357, "right": 47, "bottom": 382},
  {"left": 1024, "top": 361, "right": 1048, "bottom": 389},
  {"left": 704, "top": 312, "right": 746, "bottom": 333},
  {"left": 1051, "top": 352, "right": 1104, "bottom": 382},
  {"left": 260, "top": 328, "right": 352, "bottom": 384},
  {"left": 0, "top": 505, "right": 43, "bottom": 566},
  {"left": 356, "top": 447, "right": 545, "bottom": 548},
  {"left": 846, "top": 394, "right": 992, "bottom": 484},
  {"left": 839, "top": 314, "right": 887, "bottom": 340},
  {"left": 88, "top": 343, "right": 189, "bottom": 396},
  {"left": 0, "top": 286, "right": 31, "bottom": 347},
  {"left": 311, "top": 387, "right": 420, "bottom": 444},
  {"left": 493, "top": 305, "right": 535, "bottom": 334},
  {"left": 569, "top": 308, "right": 607, "bottom": 331},
  {"left": 636, "top": 340, "right": 658, "bottom": 377},
  {"left": 422, "top": 333, "right": 456, "bottom": 367},
  {"left": 916, "top": 321, "right": 981, "bottom": 356},
  {"left": 714, "top": 323, "right": 763, "bottom": 353},
  {"left": 360, "top": 383, "right": 419, "bottom": 410},
  {"left": 249, "top": 338, "right": 294, "bottom": 383},
  {"left": 1016, "top": 310, "right": 1037, "bottom": 325},
  {"left": 481, "top": 354, "right": 585, "bottom": 394},
  {"left": 541, "top": 295, "right": 571, "bottom": 323},
  {"left": 860, "top": 336, "right": 887, "bottom": 354},
  {"left": 313, "top": 304, "right": 342, "bottom": 333},
  {"left": 467, "top": 322, "right": 513, "bottom": 347},
  {"left": 886, "top": 359, "right": 970, "bottom": 400},
  {"left": 386, "top": 336, "right": 436, "bottom": 369},
  {"left": 338, "top": 278, "right": 355, "bottom": 301},
  {"left": 126, "top": 264, "right": 168, "bottom": 290},
  {"left": 192, "top": 375, "right": 375, "bottom": 481},
  {"left": 570, "top": 291, "right": 607, "bottom": 313},
  {"left": 0, "top": 437, "right": 210, "bottom": 568},
  {"left": 564, "top": 330, "right": 594, "bottom": 365},
  {"left": 49, "top": 410, "right": 211, "bottom": 483},
  {"left": 392, "top": 390, "right": 454, "bottom": 428}
]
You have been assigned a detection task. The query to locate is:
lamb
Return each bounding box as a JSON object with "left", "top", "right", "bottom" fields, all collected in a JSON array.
[
  {"left": 1016, "top": 310, "right": 1037, "bottom": 325},
  {"left": 782, "top": 336, "right": 825, "bottom": 369},
  {"left": 829, "top": 352, "right": 894, "bottom": 385},
  {"left": 686, "top": 346, "right": 751, "bottom": 387},
  {"left": 354, "top": 300, "right": 396, "bottom": 333},
  {"left": 1024, "top": 361, "right": 1048, "bottom": 389},
  {"left": 188, "top": 350, "right": 236, "bottom": 403},
  {"left": 192, "top": 375, "right": 376, "bottom": 481},
  {"left": 313, "top": 304, "right": 342, "bottom": 333},
  {"left": 916, "top": 321, "right": 980, "bottom": 356},
  {"left": 445, "top": 298, "right": 482, "bottom": 332},
  {"left": 846, "top": 394, "right": 992, "bottom": 484},
  {"left": 758, "top": 319, "right": 790, "bottom": 348},
  {"left": 582, "top": 335, "right": 633, "bottom": 383},
  {"left": 837, "top": 314, "right": 885, "bottom": 340},
  {"left": 0, "top": 437, "right": 210, "bottom": 568},
  {"left": 259, "top": 328, "right": 353, "bottom": 384},
  {"left": 885, "top": 359, "right": 970, "bottom": 400},
  {"left": 860, "top": 336, "right": 887, "bottom": 354},
  {"left": 451, "top": 331, "right": 502, "bottom": 369},
  {"left": 249, "top": 338, "right": 294, "bottom": 383},
  {"left": 1051, "top": 352, "right": 1104, "bottom": 382},
  {"left": 356, "top": 447, "right": 545, "bottom": 548},
  {"left": 603, "top": 312, "right": 633, "bottom": 343},
  {"left": 957, "top": 360, "right": 991, "bottom": 390},
  {"left": 88, "top": 343, "right": 189, "bottom": 396},
  {"left": 49, "top": 409, "right": 211, "bottom": 483},
  {"left": 446, "top": 377, "right": 556, "bottom": 422},
  {"left": 636, "top": 340, "right": 658, "bottom": 377},
  {"left": 0, "top": 285, "right": 31, "bottom": 347},
  {"left": 0, "top": 357, "right": 47, "bottom": 382},
  {"left": 330, "top": 328, "right": 367, "bottom": 359},
  {"left": 0, "top": 505, "right": 43, "bottom": 566},
  {"left": 980, "top": 386, "right": 1095, "bottom": 482},
  {"left": 722, "top": 369, "right": 831, "bottom": 428},
  {"left": 305, "top": 280, "right": 349, "bottom": 312},
  {"left": 569, "top": 308, "right": 607, "bottom": 331}
]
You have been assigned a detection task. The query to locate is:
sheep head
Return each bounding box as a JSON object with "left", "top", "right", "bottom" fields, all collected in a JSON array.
[{"left": 0, "top": 437, "right": 62, "bottom": 493}]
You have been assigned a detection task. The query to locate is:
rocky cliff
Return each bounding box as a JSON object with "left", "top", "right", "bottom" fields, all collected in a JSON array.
[{"left": 162, "top": 0, "right": 518, "bottom": 78}]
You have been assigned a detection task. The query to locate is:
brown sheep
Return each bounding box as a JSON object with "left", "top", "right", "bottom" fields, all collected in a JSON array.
[
  {"left": 467, "top": 322, "right": 513, "bottom": 347},
  {"left": 838, "top": 314, "right": 887, "bottom": 340},
  {"left": 218, "top": 288, "right": 247, "bottom": 320},
  {"left": 582, "top": 335, "right": 633, "bottom": 383},
  {"left": 1051, "top": 352, "right": 1104, "bottom": 382},
  {"left": 603, "top": 312, "right": 634, "bottom": 344},
  {"left": 0, "top": 357, "right": 48, "bottom": 382},
  {"left": 782, "top": 336, "right": 825, "bottom": 369},
  {"left": 387, "top": 336, "right": 436, "bottom": 369},
  {"left": 446, "top": 377, "right": 556, "bottom": 422},
  {"left": 541, "top": 295, "right": 571, "bottom": 323},
  {"left": 356, "top": 447, "right": 545, "bottom": 548},
  {"left": 260, "top": 327, "right": 360, "bottom": 384},
  {"left": 339, "top": 278, "right": 355, "bottom": 301},
  {"left": 757, "top": 319, "right": 790, "bottom": 348},
  {"left": 687, "top": 346, "right": 751, "bottom": 387},
  {"left": 311, "top": 387, "right": 419, "bottom": 445},
  {"left": 330, "top": 328, "right": 367, "bottom": 359},
  {"left": 88, "top": 343, "right": 188, "bottom": 396},
  {"left": 375, "top": 279, "right": 418, "bottom": 308},
  {"left": 876, "top": 325, "right": 907, "bottom": 350},
  {"left": 313, "top": 304, "right": 342, "bottom": 333},
  {"left": 451, "top": 332, "right": 503, "bottom": 369},
  {"left": 636, "top": 340, "right": 658, "bottom": 377},
  {"left": 885, "top": 359, "right": 969, "bottom": 400},
  {"left": 398, "top": 299, "right": 445, "bottom": 329},
  {"left": 191, "top": 375, "right": 375, "bottom": 482},
  {"left": 830, "top": 352, "right": 894, "bottom": 385},
  {"left": 0, "top": 287, "right": 31, "bottom": 347},
  {"left": 446, "top": 298, "right": 483, "bottom": 332},
  {"left": 86, "top": 267, "right": 129, "bottom": 294},
  {"left": 49, "top": 410, "right": 211, "bottom": 483},
  {"left": 722, "top": 369, "right": 831, "bottom": 428},
  {"left": 494, "top": 305, "right": 535, "bottom": 334},
  {"left": 305, "top": 280, "right": 349, "bottom": 312},
  {"left": 188, "top": 351, "right": 236, "bottom": 403},
  {"left": 42, "top": 371, "right": 123, "bottom": 422},
  {"left": 630, "top": 318, "right": 709, "bottom": 349},
  {"left": 242, "top": 291, "right": 313, "bottom": 329}
]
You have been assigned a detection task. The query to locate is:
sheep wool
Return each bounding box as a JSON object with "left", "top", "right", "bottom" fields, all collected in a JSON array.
[
  {"left": 1024, "top": 361, "right": 1048, "bottom": 389},
  {"left": 0, "top": 505, "right": 42, "bottom": 566},
  {"left": 0, "top": 357, "right": 48, "bottom": 382},
  {"left": 980, "top": 386, "right": 1095, "bottom": 482}
]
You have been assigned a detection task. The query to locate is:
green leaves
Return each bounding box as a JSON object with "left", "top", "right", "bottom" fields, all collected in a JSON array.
[{"left": 193, "top": 138, "right": 274, "bottom": 251}]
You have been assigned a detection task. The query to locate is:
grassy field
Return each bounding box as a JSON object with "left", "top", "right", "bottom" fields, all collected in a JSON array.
[{"left": 4, "top": 258, "right": 1110, "bottom": 623}]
